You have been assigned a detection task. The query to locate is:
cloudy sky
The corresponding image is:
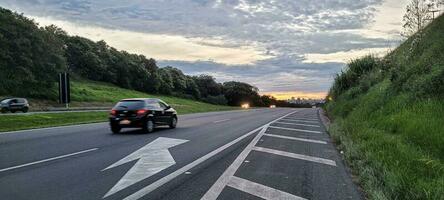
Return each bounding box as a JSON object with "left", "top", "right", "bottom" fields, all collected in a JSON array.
[{"left": 0, "top": 0, "right": 409, "bottom": 99}]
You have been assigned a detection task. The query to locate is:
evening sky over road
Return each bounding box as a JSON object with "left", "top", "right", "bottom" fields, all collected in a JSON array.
[{"left": 0, "top": 0, "right": 409, "bottom": 99}]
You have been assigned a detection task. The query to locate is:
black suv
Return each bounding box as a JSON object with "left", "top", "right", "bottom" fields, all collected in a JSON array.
[
  {"left": 109, "top": 98, "right": 178, "bottom": 133},
  {"left": 0, "top": 98, "right": 29, "bottom": 113}
]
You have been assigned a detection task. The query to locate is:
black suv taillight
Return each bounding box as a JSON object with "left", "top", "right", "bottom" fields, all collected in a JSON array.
[
  {"left": 136, "top": 109, "right": 148, "bottom": 116},
  {"left": 110, "top": 110, "right": 117, "bottom": 116}
]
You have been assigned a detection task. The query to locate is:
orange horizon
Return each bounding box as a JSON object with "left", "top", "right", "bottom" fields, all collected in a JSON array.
[{"left": 261, "top": 91, "right": 327, "bottom": 100}]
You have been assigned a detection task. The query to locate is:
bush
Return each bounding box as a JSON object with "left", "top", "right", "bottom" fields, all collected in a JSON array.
[{"left": 329, "top": 55, "right": 381, "bottom": 99}]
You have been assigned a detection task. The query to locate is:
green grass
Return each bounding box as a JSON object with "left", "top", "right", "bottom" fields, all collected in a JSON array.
[
  {"left": 325, "top": 14, "right": 444, "bottom": 200},
  {"left": 327, "top": 82, "right": 444, "bottom": 200},
  {"left": 71, "top": 79, "right": 236, "bottom": 114},
  {"left": 0, "top": 79, "right": 237, "bottom": 132},
  {"left": 0, "top": 112, "right": 108, "bottom": 132}
]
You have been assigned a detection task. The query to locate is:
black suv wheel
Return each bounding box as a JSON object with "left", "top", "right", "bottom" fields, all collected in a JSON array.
[
  {"left": 111, "top": 124, "right": 121, "bottom": 134},
  {"left": 143, "top": 118, "right": 155, "bottom": 133},
  {"left": 169, "top": 116, "right": 177, "bottom": 129}
]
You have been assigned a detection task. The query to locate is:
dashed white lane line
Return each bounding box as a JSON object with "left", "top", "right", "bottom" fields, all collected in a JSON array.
[
  {"left": 273, "top": 121, "right": 321, "bottom": 128},
  {"left": 263, "top": 133, "right": 327, "bottom": 144},
  {"left": 268, "top": 126, "right": 322, "bottom": 134},
  {"left": 227, "top": 176, "right": 307, "bottom": 200},
  {"left": 0, "top": 148, "right": 99, "bottom": 173},
  {"left": 124, "top": 111, "right": 299, "bottom": 200},
  {"left": 252, "top": 146, "right": 336, "bottom": 166},
  {"left": 213, "top": 119, "right": 231, "bottom": 123}
]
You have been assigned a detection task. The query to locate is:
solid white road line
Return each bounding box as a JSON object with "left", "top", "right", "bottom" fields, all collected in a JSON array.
[
  {"left": 263, "top": 133, "right": 327, "bottom": 144},
  {"left": 124, "top": 110, "right": 300, "bottom": 200},
  {"left": 213, "top": 119, "right": 231, "bottom": 123},
  {"left": 252, "top": 146, "right": 336, "bottom": 166},
  {"left": 268, "top": 126, "right": 322, "bottom": 134},
  {"left": 227, "top": 176, "right": 306, "bottom": 200},
  {"left": 201, "top": 126, "right": 269, "bottom": 200},
  {"left": 0, "top": 148, "right": 99, "bottom": 173},
  {"left": 0, "top": 122, "right": 107, "bottom": 135},
  {"left": 274, "top": 121, "right": 321, "bottom": 128}
]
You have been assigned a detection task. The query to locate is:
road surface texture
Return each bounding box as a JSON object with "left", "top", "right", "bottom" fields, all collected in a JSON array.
[{"left": 0, "top": 108, "right": 361, "bottom": 200}]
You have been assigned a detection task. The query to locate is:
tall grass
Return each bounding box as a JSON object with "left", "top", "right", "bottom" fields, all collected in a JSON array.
[
  {"left": 328, "top": 82, "right": 444, "bottom": 199},
  {"left": 326, "top": 15, "right": 444, "bottom": 200}
]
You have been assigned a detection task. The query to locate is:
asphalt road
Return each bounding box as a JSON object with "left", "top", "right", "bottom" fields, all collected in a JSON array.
[{"left": 0, "top": 108, "right": 361, "bottom": 200}]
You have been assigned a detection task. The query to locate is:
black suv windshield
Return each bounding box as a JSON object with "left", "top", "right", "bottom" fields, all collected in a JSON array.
[{"left": 114, "top": 100, "right": 145, "bottom": 110}]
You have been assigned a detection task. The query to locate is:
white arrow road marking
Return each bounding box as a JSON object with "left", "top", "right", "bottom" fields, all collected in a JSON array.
[{"left": 102, "top": 137, "right": 188, "bottom": 198}]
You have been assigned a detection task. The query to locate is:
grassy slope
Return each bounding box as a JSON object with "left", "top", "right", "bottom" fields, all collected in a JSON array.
[
  {"left": 326, "top": 16, "right": 444, "bottom": 200},
  {"left": 0, "top": 79, "right": 236, "bottom": 132},
  {"left": 70, "top": 79, "right": 235, "bottom": 114}
]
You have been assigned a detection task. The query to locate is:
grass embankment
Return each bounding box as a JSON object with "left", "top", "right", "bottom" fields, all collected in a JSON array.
[
  {"left": 0, "top": 80, "right": 237, "bottom": 132},
  {"left": 325, "top": 15, "right": 444, "bottom": 200}
]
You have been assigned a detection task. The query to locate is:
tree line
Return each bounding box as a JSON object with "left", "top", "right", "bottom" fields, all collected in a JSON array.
[{"left": 0, "top": 7, "right": 283, "bottom": 107}]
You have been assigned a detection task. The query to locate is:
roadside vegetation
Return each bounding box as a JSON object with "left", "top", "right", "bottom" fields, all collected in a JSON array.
[{"left": 325, "top": 12, "right": 444, "bottom": 200}]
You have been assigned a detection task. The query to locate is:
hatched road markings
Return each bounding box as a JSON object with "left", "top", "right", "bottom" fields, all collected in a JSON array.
[
  {"left": 263, "top": 133, "right": 327, "bottom": 144},
  {"left": 227, "top": 176, "right": 307, "bottom": 200},
  {"left": 202, "top": 112, "right": 336, "bottom": 200},
  {"left": 273, "top": 121, "right": 321, "bottom": 127},
  {"left": 253, "top": 146, "right": 336, "bottom": 166},
  {"left": 269, "top": 126, "right": 322, "bottom": 134},
  {"left": 280, "top": 118, "right": 320, "bottom": 124}
]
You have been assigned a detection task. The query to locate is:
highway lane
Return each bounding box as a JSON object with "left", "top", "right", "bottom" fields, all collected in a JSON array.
[{"left": 0, "top": 108, "right": 361, "bottom": 200}]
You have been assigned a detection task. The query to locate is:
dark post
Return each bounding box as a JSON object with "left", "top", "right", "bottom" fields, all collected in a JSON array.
[{"left": 58, "top": 72, "right": 71, "bottom": 109}]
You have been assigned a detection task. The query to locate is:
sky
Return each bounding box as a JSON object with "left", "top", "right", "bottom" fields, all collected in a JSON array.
[{"left": 0, "top": 0, "right": 409, "bottom": 99}]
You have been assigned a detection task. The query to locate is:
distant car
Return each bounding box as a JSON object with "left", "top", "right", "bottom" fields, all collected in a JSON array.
[
  {"left": 241, "top": 103, "right": 250, "bottom": 109},
  {"left": 109, "top": 98, "right": 178, "bottom": 134},
  {"left": 0, "top": 98, "right": 29, "bottom": 113},
  {"left": 269, "top": 105, "right": 276, "bottom": 108}
]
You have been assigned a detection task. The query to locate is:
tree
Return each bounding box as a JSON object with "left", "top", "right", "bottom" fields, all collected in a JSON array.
[
  {"left": 192, "top": 75, "right": 223, "bottom": 98},
  {"left": 0, "top": 8, "right": 66, "bottom": 98},
  {"left": 402, "top": 0, "right": 434, "bottom": 37},
  {"left": 223, "top": 81, "right": 260, "bottom": 106},
  {"left": 260, "top": 95, "right": 277, "bottom": 107}
]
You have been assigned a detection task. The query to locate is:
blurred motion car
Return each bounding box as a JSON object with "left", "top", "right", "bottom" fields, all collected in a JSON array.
[
  {"left": 109, "top": 98, "right": 177, "bottom": 134},
  {"left": 0, "top": 98, "right": 29, "bottom": 113}
]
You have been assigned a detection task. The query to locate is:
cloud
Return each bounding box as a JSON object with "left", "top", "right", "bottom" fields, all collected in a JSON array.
[
  {"left": 0, "top": 0, "right": 410, "bottom": 98},
  {"left": 31, "top": 16, "right": 271, "bottom": 65},
  {"left": 303, "top": 47, "right": 392, "bottom": 64}
]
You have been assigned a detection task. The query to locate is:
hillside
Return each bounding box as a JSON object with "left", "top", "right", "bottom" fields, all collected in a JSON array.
[{"left": 325, "top": 14, "right": 444, "bottom": 200}]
